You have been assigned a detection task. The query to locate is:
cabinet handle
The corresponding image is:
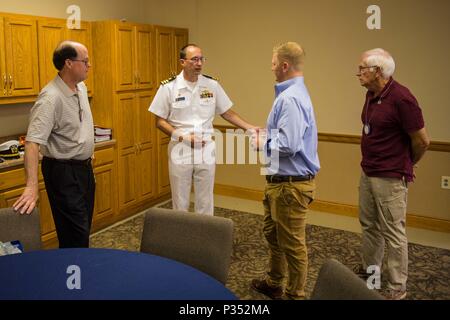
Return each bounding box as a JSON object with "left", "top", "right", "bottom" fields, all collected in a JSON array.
[
  {"left": 8, "top": 74, "right": 12, "bottom": 95},
  {"left": 2, "top": 74, "right": 6, "bottom": 95}
]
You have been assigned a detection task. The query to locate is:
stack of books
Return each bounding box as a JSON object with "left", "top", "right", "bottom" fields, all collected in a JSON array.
[{"left": 94, "top": 126, "right": 112, "bottom": 143}]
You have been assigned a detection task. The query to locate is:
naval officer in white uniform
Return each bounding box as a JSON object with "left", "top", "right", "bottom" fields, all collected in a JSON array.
[{"left": 149, "top": 44, "right": 257, "bottom": 215}]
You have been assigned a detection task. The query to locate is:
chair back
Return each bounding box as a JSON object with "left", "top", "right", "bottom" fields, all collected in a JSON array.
[
  {"left": 310, "top": 258, "right": 384, "bottom": 300},
  {"left": 140, "top": 208, "right": 234, "bottom": 284},
  {"left": 0, "top": 207, "right": 42, "bottom": 252}
]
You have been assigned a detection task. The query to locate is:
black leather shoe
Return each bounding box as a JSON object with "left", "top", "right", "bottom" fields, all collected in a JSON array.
[{"left": 251, "top": 279, "right": 283, "bottom": 300}]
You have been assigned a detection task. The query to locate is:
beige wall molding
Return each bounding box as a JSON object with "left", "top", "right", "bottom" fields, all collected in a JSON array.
[
  {"left": 214, "top": 183, "right": 450, "bottom": 233},
  {"left": 213, "top": 125, "right": 450, "bottom": 153}
]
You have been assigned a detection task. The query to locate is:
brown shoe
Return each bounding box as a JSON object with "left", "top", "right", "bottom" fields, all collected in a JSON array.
[{"left": 251, "top": 279, "right": 283, "bottom": 300}]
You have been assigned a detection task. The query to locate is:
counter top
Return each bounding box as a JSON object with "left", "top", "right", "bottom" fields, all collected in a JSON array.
[{"left": 0, "top": 139, "right": 116, "bottom": 171}]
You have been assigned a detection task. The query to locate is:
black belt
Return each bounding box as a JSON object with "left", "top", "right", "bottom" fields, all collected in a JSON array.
[
  {"left": 266, "top": 175, "right": 314, "bottom": 183},
  {"left": 43, "top": 156, "right": 92, "bottom": 167}
]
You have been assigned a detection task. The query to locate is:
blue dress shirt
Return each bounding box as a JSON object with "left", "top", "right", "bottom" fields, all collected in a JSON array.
[{"left": 265, "top": 76, "right": 320, "bottom": 176}]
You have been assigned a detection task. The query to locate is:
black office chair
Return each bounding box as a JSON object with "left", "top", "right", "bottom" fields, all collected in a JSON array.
[
  {"left": 140, "top": 207, "right": 234, "bottom": 284},
  {"left": 310, "top": 258, "right": 384, "bottom": 300},
  {"left": 0, "top": 207, "right": 42, "bottom": 252}
]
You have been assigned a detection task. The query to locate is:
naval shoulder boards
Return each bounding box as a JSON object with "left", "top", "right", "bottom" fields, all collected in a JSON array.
[
  {"left": 160, "top": 75, "right": 177, "bottom": 85},
  {"left": 202, "top": 74, "right": 219, "bottom": 81}
]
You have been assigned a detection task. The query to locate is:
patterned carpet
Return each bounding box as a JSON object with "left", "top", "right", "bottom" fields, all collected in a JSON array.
[{"left": 90, "top": 204, "right": 450, "bottom": 300}]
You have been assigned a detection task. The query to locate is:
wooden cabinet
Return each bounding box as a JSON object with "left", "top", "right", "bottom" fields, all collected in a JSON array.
[
  {"left": 0, "top": 14, "right": 39, "bottom": 102},
  {"left": 0, "top": 166, "right": 56, "bottom": 247},
  {"left": 37, "top": 18, "right": 94, "bottom": 95},
  {"left": 92, "top": 144, "right": 117, "bottom": 225},
  {"left": 93, "top": 20, "right": 170, "bottom": 216},
  {"left": 114, "top": 22, "right": 155, "bottom": 91},
  {"left": 115, "top": 91, "right": 156, "bottom": 212},
  {"left": 155, "top": 26, "right": 188, "bottom": 82},
  {"left": 154, "top": 26, "right": 188, "bottom": 196},
  {"left": 0, "top": 143, "right": 117, "bottom": 248}
]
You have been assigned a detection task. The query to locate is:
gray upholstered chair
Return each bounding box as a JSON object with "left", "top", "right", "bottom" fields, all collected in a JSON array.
[
  {"left": 310, "top": 258, "right": 384, "bottom": 300},
  {"left": 0, "top": 207, "right": 42, "bottom": 252},
  {"left": 140, "top": 207, "right": 234, "bottom": 284}
]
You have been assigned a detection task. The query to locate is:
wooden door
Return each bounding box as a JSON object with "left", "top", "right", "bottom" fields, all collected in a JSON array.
[
  {"left": 0, "top": 17, "right": 7, "bottom": 98},
  {"left": 135, "top": 25, "right": 154, "bottom": 90},
  {"left": 114, "top": 23, "right": 135, "bottom": 91},
  {"left": 136, "top": 91, "right": 155, "bottom": 201},
  {"left": 115, "top": 93, "right": 138, "bottom": 210},
  {"left": 157, "top": 139, "right": 171, "bottom": 196},
  {"left": 66, "top": 21, "right": 94, "bottom": 95},
  {"left": 4, "top": 16, "right": 39, "bottom": 97},
  {"left": 155, "top": 26, "right": 174, "bottom": 83},
  {"left": 93, "top": 163, "right": 115, "bottom": 222},
  {"left": 173, "top": 28, "right": 188, "bottom": 74},
  {"left": 0, "top": 183, "right": 54, "bottom": 236},
  {"left": 37, "top": 18, "right": 65, "bottom": 89}
]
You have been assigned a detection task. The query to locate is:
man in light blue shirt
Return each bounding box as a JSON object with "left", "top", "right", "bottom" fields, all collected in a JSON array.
[{"left": 251, "top": 42, "right": 320, "bottom": 300}]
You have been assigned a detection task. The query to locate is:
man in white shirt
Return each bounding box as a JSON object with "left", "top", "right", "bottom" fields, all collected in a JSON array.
[{"left": 149, "top": 44, "right": 257, "bottom": 215}]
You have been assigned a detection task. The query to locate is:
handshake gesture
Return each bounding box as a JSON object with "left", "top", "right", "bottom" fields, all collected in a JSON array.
[{"left": 249, "top": 128, "right": 268, "bottom": 151}]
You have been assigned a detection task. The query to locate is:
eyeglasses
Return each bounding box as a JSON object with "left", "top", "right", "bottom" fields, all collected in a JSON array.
[
  {"left": 183, "top": 56, "right": 206, "bottom": 64},
  {"left": 357, "top": 65, "right": 378, "bottom": 74},
  {"left": 70, "top": 59, "right": 90, "bottom": 67}
]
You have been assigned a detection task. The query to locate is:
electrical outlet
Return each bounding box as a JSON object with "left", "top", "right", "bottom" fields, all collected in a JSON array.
[{"left": 442, "top": 176, "right": 450, "bottom": 189}]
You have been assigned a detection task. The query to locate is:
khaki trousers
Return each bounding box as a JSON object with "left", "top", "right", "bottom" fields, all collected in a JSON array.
[
  {"left": 359, "top": 172, "right": 408, "bottom": 291},
  {"left": 263, "top": 179, "right": 315, "bottom": 299}
]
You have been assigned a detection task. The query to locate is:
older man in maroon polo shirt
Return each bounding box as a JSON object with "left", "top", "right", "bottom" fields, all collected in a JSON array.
[{"left": 355, "top": 48, "right": 430, "bottom": 300}]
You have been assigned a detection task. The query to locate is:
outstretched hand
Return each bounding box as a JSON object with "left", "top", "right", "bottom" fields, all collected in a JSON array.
[{"left": 249, "top": 128, "right": 267, "bottom": 151}]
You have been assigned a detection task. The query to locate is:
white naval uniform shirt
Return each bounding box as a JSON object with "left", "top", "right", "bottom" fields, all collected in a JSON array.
[{"left": 148, "top": 71, "right": 233, "bottom": 139}]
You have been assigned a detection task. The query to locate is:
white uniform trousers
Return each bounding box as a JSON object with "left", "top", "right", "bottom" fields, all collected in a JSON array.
[{"left": 168, "top": 140, "right": 216, "bottom": 215}]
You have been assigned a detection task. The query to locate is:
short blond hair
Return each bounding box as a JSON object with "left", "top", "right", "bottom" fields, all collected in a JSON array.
[{"left": 273, "top": 42, "right": 305, "bottom": 71}]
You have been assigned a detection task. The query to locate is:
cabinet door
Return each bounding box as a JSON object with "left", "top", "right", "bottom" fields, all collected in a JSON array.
[
  {"left": 37, "top": 182, "right": 55, "bottom": 236},
  {"left": 93, "top": 163, "right": 115, "bottom": 222},
  {"left": 135, "top": 25, "right": 154, "bottom": 90},
  {"left": 4, "top": 16, "right": 39, "bottom": 97},
  {"left": 114, "top": 24, "right": 135, "bottom": 91},
  {"left": 66, "top": 21, "right": 94, "bottom": 95},
  {"left": 0, "top": 17, "right": 6, "bottom": 97},
  {"left": 136, "top": 91, "right": 154, "bottom": 151},
  {"left": 115, "top": 93, "right": 138, "bottom": 210},
  {"left": 173, "top": 28, "right": 189, "bottom": 74},
  {"left": 0, "top": 182, "right": 54, "bottom": 236},
  {"left": 157, "top": 139, "right": 171, "bottom": 196},
  {"left": 155, "top": 26, "right": 174, "bottom": 83},
  {"left": 37, "top": 19, "right": 65, "bottom": 89},
  {"left": 136, "top": 91, "right": 155, "bottom": 201}
]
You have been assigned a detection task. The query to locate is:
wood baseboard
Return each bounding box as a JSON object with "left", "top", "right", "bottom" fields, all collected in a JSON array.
[{"left": 214, "top": 183, "right": 450, "bottom": 233}]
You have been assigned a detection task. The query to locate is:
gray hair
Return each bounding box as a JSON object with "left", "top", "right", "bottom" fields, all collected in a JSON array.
[{"left": 363, "top": 48, "right": 395, "bottom": 79}]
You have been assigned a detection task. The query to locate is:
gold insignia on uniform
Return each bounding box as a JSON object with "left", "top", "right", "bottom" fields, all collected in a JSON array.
[
  {"left": 160, "top": 76, "right": 176, "bottom": 85},
  {"left": 202, "top": 74, "right": 219, "bottom": 81},
  {"left": 200, "top": 89, "right": 214, "bottom": 99}
]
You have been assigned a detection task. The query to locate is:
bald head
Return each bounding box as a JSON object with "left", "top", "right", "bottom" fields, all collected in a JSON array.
[{"left": 53, "top": 41, "right": 87, "bottom": 71}]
